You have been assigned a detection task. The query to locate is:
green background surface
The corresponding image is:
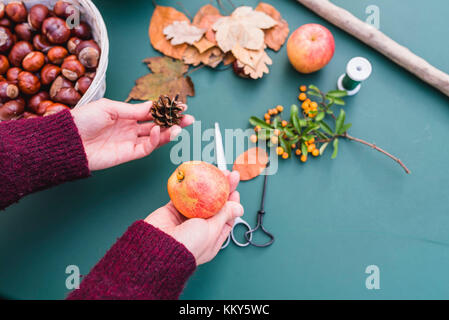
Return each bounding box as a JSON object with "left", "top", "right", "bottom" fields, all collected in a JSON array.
[{"left": 1, "top": 0, "right": 449, "bottom": 300}]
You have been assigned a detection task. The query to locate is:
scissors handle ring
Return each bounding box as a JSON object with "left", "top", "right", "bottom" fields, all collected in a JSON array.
[
  {"left": 221, "top": 235, "right": 231, "bottom": 249},
  {"left": 231, "top": 217, "right": 252, "bottom": 247}
]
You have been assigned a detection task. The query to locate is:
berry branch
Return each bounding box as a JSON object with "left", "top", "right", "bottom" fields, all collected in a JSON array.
[{"left": 248, "top": 84, "right": 410, "bottom": 174}]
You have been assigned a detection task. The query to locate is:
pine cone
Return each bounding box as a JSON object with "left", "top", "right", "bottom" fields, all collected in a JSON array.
[{"left": 150, "top": 95, "right": 184, "bottom": 128}]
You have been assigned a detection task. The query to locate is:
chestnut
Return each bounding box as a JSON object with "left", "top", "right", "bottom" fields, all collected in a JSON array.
[
  {"left": 28, "top": 91, "right": 50, "bottom": 114},
  {"left": 61, "top": 58, "right": 85, "bottom": 81},
  {"left": 9, "top": 41, "right": 34, "bottom": 67},
  {"left": 72, "top": 21, "right": 91, "bottom": 40},
  {"left": 53, "top": 1, "right": 73, "bottom": 19},
  {"left": 6, "top": 67, "right": 21, "bottom": 83},
  {"left": 42, "top": 17, "right": 70, "bottom": 44},
  {"left": 76, "top": 40, "right": 100, "bottom": 69},
  {"left": 47, "top": 46, "right": 68, "bottom": 64},
  {"left": 43, "top": 102, "right": 70, "bottom": 116},
  {"left": 67, "top": 37, "right": 81, "bottom": 54},
  {"left": 23, "top": 111, "right": 39, "bottom": 119},
  {"left": 14, "top": 23, "right": 34, "bottom": 41},
  {"left": 18, "top": 71, "right": 41, "bottom": 95},
  {"left": 0, "top": 26, "right": 14, "bottom": 53},
  {"left": 75, "top": 76, "right": 92, "bottom": 94},
  {"left": 53, "top": 87, "right": 80, "bottom": 106},
  {"left": 41, "top": 64, "right": 61, "bottom": 85},
  {"left": 33, "top": 34, "right": 52, "bottom": 52},
  {"left": 0, "top": 3, "right": 4, "bottom": 19},
  {"left": 0, "top": 17, "right": 12, "bottom": 28},
  {"left": 38, "top": 99, "right": 53, "bottom": 114},
  {"left": 0, "top": 80, "right": 19, "bottom": 101},
  {"left": 49, "top": 75, "right": 72, "bottom": 98},
  {"left": 23, "top": 51, "right": 45, "bottom": 72},
  {"left": 0, "top": 97, "right": 25, "bottom": 120},
  {"left": 0, "top": 55, "right": 9, "bottom": 74},
  {"left": 5, "top": 1, "right": 27, "bottom": 23},
  {"left": 28, "top": 4, "right": 49, "bottom": 30}
]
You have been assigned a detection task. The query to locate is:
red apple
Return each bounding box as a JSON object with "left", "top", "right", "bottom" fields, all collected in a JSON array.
[
  {"left": 167, "top": 161, "right": 230, "bottom": 219},
  {"left": 287, "top": 23, "right": 335, "bottom": 74}
]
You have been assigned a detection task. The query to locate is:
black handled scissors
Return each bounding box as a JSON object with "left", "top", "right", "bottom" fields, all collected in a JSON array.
[{"left": 244, "top": 167, "right": 275, "bottom": 248}]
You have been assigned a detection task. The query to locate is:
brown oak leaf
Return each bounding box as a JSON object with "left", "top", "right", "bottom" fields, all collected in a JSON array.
[
  {"left": 233, "top": 147, "right": 269, "bottom": 181},
  {"left": 255, "top": 2, "right": 290, "bottom": 51},
  {"left": 126, "top": 57, "right": 194, "bottom": 103},
  {"left": 149, "top": 5, "right": 190, "bottom": 60},
  {"left": 236, "top": 48, "right": 272, "bottom": 79}
]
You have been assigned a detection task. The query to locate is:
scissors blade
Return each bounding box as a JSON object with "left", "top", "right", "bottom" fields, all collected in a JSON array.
[{"left": 215, "top": 123, "right": 227, "bottom": 172}]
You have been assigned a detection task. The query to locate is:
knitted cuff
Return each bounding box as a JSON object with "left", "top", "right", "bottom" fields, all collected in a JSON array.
[
  {"left": 0, "top": 110, "right": 90, "bottom": 209},
  {"left": 67, "top": 221, "right": 196, "bottom": 300}
]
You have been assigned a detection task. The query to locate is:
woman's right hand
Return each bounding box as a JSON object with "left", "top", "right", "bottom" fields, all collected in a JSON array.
[{"left": 144, "top": 171, "right": 243, "bottom": 265}]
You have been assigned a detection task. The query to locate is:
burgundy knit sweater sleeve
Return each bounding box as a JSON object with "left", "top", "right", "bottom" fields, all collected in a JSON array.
[
  {"left": 0, "top": 110, "right": 90, "bottom": 209},
  {"left": 67, "top": 221, "right": 197, "bottom": 300}
]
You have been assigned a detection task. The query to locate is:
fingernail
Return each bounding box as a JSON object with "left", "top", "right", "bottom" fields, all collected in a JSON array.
[
  {"left": 170, "top": 125, "right": 182, "bottom": 141},
  {"left": 232, "top": 203, "right": 244, "bottom": 217}
]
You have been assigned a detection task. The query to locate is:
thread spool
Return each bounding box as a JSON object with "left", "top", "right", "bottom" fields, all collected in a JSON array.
[{"left": 337, "top": 57, "right": 372, "bottom": 96}]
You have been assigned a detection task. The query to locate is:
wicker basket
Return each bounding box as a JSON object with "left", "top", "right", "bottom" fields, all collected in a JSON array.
[{"left": 6, "top": 0, "right": 109, "bottom": 107}]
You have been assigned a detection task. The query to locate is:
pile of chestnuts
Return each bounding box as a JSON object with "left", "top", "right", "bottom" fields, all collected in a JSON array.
[{"left": 0, "top": 1, "right": 101, "bottom": 121}]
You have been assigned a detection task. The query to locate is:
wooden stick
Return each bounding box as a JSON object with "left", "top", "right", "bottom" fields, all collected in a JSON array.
[{"left": 297, "top": 0, "right": 449, "bottom": 97}]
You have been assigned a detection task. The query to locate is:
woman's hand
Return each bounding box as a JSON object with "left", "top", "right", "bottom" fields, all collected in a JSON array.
[
  {"left": 145, "top": 171, "right": 243, "bottom": 266},
  {"left": 71, "top": 98, "right": 194, "bottom": 171}
]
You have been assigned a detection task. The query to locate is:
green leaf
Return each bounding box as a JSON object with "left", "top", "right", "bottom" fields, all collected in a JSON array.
[
  {"left": 320, "top": 142, "right": 329, "bottom": 155},
  {"left": 316, "top": 131, "right": 328, "bottom": 140},
  {"left": 301, "top": 142, "right": 308, "bottom": 156},
  {"left": 290, "top": 104, "right": 301, "bottom": 134},
  {"left": 339, "top": 123, "right": 352, "bottom": 135},
  {"left": 315, "top": 111, "right": 325, "bottom": 121},
  {"left": 331, "top": 138, "right": 339, "bottom": 159},
  {"left": 284, "top": 127, "right": 296, "bottom": 138},
  {"left": 333, "top": 98, "right": 345, "bottom": 105},
  {"left": 308, "top": 84, "right": 320, "bottom": 92},
  {"left": 326, "top": 90, "right": 347, "bottom": 98},
  {"left": 280, "top": 137, "right": 291, "bottom": 157},
  {"left": 249, "top": 117, "right": 272, "bottom": 130},
  {"left": 272, "top": 116, "right": 281, "bottom": 129},
  {"left": 299, "top": 119, "right": 307, "bottom": 128},
  {"left": 307, "top": 91, "right": 322, "bottom": 98},
  {"left": 320, "top": 121, "right": 333, "bottom": 136},
  {"left": 335, "top": 109, "right": 346, "bottom": 135}
]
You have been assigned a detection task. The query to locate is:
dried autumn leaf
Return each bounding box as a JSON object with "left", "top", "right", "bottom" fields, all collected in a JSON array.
[
  {"left": 233, "top": 147, "right": 269, "bottom": 181},
  {"left": 213, "top": 6, "right": 277, "bottom": 53},
  {"left": 193, "top": 37, "right": 216, "bottom": 54},
  {"left": 126, "top": 56, "right": 195, "bottom": 103},
  {"left": 223, "top": 52, "right": 236, "bottom": 66},
  {"left": 237, "top": 49, "right": 272, "bottom": 79},
  {"left": 149, "top": 5, "right": 189, "bottom": 60},
  {"left": 163, "top": 21, "right": 206, "bottom": 45},
  {"left": 255, "top": 2, "right": 289, "bottom": 51},
  {"left": 193, "top": 4, "right": 222, "bottom": 44},
  {"left": 183, "top": 46, "right": 223, "bottom": 68}
]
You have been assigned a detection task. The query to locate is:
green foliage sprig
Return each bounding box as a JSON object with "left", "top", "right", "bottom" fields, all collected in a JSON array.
[{"left": 249, "top": 85, "right": 410, "bottom": 174}]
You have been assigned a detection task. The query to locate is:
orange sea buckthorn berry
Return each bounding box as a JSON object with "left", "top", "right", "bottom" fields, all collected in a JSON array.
[
  {"left": 312, "top": 149, "right": 320, "bottom": 157},
  {"left": 295, "top": 149, "right": 302, "bottom": 156},
  {"left": 300, "top": 85, "right": 307, "bottom": 92},
  {"left": 268, "top": 109, "right": 274, "bottom": 115},
  {"left": 276, "top": 146, "right": 284, "bottom": 155},
  {"left": 274, "top": 129, "right": 281, "bottom": 136},
  {"left": 276, "top": 105, "right": 284, "bottom": 112},
  {"left": 264, "top": 113, "right": 270, "bottom": 120},
  {"left": 308, "top": 137, "right": 315, "bottom": 144},
  {"left": 271, "top": 136, "right": 279, "bottom": 145},
  {"left": 310, "top": 101, "right": 318, "bottom": 110},
  {"left": 307, "top": 144, "right": 316, "bottom": 152},
  {"left": 299, "top": 93, "right": 307, "bottom": 101},
  {"left": 250, "top": 134, "right": 258, "bottom": 143},
  {"left": 265, "top": 119, "right": 271, "bottom": 124},
  {"left": 300, "top": 154, "right": 307, "bottom": 162},
  {"left": 281, "top": 120, "right": 288, "bottom": 127},
  {"left": 282, "top": 152, "right": 289, "bottom": 159},
  {"left": 291, "top": 143, "right": 296, "bottom": 149},
  {"left": 254, "top": 125, "right": 261, "bottom": 132},
  {"left": 301, "top": 101, "right": 310, "bottom": 110}
]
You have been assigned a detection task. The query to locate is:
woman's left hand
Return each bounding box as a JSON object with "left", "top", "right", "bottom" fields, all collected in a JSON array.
[{"left": 71, "top": 98, "right": 194, "bottom": 171}]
